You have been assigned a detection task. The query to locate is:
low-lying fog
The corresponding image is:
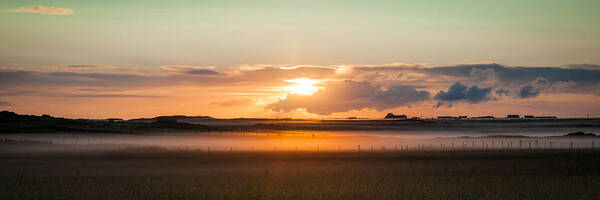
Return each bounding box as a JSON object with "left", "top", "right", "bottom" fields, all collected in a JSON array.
[{"left": 2, "top": 129, "right": 599, "bottom": 153}]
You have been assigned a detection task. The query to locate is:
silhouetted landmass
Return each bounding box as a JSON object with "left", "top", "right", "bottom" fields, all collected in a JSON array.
[
  {"left": 1, "top": 111, "right": 600, "bottom": 134},
  {"left": 129, "top": 115, "right": 213, "bottom": 123},
  {"left": 0, "top": 111, "right": 213, "bottom": 133},
  {"left": 564, "top": 131, "right": 598, "bottom": 137}
]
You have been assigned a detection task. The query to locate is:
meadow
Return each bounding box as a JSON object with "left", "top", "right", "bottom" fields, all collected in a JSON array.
[{"left": 1, "top": 146, "right": 599, "bottom": 200}]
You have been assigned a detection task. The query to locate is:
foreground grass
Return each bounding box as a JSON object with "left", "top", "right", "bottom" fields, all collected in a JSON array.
[{"left": 1, "top": 149, "right": 599, "bottom": 199}]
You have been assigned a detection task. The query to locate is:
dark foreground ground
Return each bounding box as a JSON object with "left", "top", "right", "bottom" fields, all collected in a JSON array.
[{"left": 1, "top": 148, "right": 600, "bottom": 200}]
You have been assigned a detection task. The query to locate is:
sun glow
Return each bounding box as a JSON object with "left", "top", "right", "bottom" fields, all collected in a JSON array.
[{"left": 284, "top": 78, "right": 320, "bottom": 95}]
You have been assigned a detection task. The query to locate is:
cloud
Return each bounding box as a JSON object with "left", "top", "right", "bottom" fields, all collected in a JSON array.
[
  {"left": 517, "top": 77, "right": 574, "bottom": 99},
  {"left": 424, "top": 63, "right": 600, "bottom": 85},
  {"left": 46, "top": 65, "right": 114, "bottom": 69},
  {"left": 0, "top": 90, "right": 36, "bottom": 96},
  {"left": 236, "top": 65, "right": 337, "bottom": 81},
  {"left": 267, "top": 81, "right": 430, "bottom": 115},
  {"left": 160, "top": 65, "right": 221, "bottom": 75},
  {"left": 0, "top": 69, "right": 216, "bottom": 89},
  {"left": 1, "top": 6, "right": 73, "bottom": 15},
  {"left": 0, "top": 65, "right": 336, "bottom": 90},
  {"left": 434, "top": 82, "right": 493, "bottom": 107},
  {"left": 0, "top": 88, "right": 163, "bottom": 98},
  {"left": 0, "top": 100, "right": 15, "bottom": 107},
  {"left": 160, "top": 65, "right": 215, "bottom": 71},
  {"left": 495, "top": 88, "right": 510, "bottom": 96},
  {"left": 56, "top": 94, "right": 165, "bottom": 98},
  {"left": 469, "top": 68, "right": 496, "bottom": 81},
  {"left": 338, "top": 63, "right": 600, "bottom": 93},
  {"left": 518, "top": 85, "right": 539, "bottom": 98},
  {"left": 184, "top": 69, "right": 220, "bottom": 75},
  {"left": 211, "top": 98, "right": 257, "bottom": 107},
  {"left": 1, "top": 63, "right": 599, "bottom": 105},
  {"left": 566, "top": 64, "right": 600, "bottom": 70},
  {"left": 373, "top": 85, "right": 431, "bottom": 109}
]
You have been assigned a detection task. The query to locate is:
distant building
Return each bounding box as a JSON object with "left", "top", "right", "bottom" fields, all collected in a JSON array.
[
  {"left": 385, "top": 113, "right": 407, "bottom": 119},
  {"left": 346, "top": 117, "right": 358, "bottom": 120},
  {"left": 524, "top": 115, "right": 535, "bottom": 118},
  {"left": 506, "top": 115, "right": 520, "bottom": 119},
  {"left": 473, "top": 116, "right": 494, "bottom": 119},
  {"left": 437, "top": 116, "right": 458, "bottom": 120}
]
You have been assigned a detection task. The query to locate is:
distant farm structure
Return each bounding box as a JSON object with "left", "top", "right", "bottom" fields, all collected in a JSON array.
[
  {"left": 506, "top": 115, "right": 520, "bottom": 119},
  {"left": 385, "top": 113, "right": 407, "bottom": 119},
  {"left": 380, "top": 113, "right": 558, "bottom": 120}
]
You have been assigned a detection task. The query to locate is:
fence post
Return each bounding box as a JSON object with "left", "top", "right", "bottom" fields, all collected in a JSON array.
[
  {"left": 570, "top": 141, "right": 573, "bottom": 150},
  {"left": 519, "top": 140, "right": 522, "bottom": 149}
]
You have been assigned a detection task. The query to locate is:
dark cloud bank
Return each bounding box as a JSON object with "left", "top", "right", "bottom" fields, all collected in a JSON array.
[
  {"left": 268, "top": 63, "right": 600, "bottom": 114},
  {"left": 434, "top": 82, "right": 493, "bottom": 107}
]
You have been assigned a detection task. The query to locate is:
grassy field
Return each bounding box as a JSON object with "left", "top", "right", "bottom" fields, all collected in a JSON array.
[{"left": 1, "top": 147, "right": 600, "bottom": 200}]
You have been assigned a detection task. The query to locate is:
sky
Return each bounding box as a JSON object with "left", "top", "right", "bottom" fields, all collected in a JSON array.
[{"left": 1, "top": 0, "right": 599, "bottom": 119}]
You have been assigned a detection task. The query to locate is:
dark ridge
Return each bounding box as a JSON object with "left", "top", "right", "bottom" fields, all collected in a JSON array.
[
  {"left": 2, "top": 111, "right": 600, "bottom": 134},
  {"left": 563, "top": 131, "right": 597, "bottom": 137}
]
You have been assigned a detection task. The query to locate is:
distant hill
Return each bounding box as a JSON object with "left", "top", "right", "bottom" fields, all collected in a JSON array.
[
  {"left": 128, "top": 115, "right": 213, "bottom": 123},
  {"left": 0, "top": 111, "right": 214, "bottom": 133},
  {"left": 0, "top": 111, "right": 64, "bottom": 122},
  {"left": 563, "top": 131, "right": 598, "bottom": 137},
  {"left": 1, "top": 110, "right": 600, "bottom": 134}
]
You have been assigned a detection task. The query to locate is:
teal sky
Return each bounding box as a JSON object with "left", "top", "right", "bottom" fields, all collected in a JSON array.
[{"left": 1, "top": 0, "right": 600, "bottom": 68}]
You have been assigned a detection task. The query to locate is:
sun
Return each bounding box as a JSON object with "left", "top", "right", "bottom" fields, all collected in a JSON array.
[{"left": 284, "top": 78, "right": 320, "bottom": 95}]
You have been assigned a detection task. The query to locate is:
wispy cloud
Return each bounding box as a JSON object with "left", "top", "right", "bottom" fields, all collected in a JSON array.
[
  {"left": 160, "top": 65, "right": 221, "bottom": 75},
  {"left": 211, "top": 98, "right": 257, "bottom": 107},
  {"left": 0, "top": 100, "right": 15, "bottom": 107},
  {"left": 56, "top": 94, "right": 165, "bottom": 98},
  {"left": 46, "top": 65, "right": 114, "bottom": 69},
  {"left": 1, "top": 5, "right": 73, "bottom": 15}
]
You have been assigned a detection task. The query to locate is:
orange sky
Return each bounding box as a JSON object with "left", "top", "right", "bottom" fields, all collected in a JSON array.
[{"left": 1, "top": 63, "right": 599, "bottom": 119}]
